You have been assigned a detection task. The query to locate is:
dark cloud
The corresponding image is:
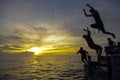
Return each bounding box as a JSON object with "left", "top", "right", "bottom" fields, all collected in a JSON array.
[
  {"left": 0, "top": 45, "right": 21, "bottom": 51},
  {"left": 25, "top": 24, "right": 48, "bottom": 32},
  {"left": 61, "top": 18, "right": 84, "bottom": 37},
  {"left": 0, "top": 35, "right": 21, "bottom": 43}
]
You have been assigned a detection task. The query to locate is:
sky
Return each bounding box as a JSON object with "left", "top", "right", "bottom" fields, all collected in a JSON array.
[{"left": 0, "top": 0, "right": 120, "bottom": 55}]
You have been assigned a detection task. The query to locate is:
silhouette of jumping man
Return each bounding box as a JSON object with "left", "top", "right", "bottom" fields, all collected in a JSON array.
[
  {"left": 83, "top": 4, "right": 115, "bottom": 38},
  {"left": 83, "top": 27, "right": 102, "bottom": 62},
  {"left": 107, "top": 38, "right": 116, "bottom": 47},
  {"left": 76, "top": 47, "right": 89, "bottom": 65}
]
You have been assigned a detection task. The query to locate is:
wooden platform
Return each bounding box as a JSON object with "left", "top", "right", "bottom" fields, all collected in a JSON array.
[
  {"left": 83, "top": 42, "right": 120, "bottom": 80},
  {"left": 111, "top": 54, "right": 120, "bottom": 80},
  {"left": 84, "top": 56, "right": 112, "bottom": 80}
]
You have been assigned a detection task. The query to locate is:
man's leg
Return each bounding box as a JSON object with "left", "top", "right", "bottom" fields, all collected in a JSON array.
[
  {"left": 102, "top": 29, "right": 115, "bottom": 38},
  {"left": 90, "top": 23, "right": 98, "bottom": 29}
]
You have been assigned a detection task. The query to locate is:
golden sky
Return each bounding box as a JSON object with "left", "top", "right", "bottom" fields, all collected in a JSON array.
[{"left": 0, "top": 0, "right": 120, "bottom": 55}]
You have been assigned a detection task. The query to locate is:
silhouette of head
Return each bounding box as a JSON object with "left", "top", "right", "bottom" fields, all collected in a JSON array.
[
  {"left": 107, "top": 38, "right": 111, "bottom": 41},
  {"left": 80, "top": 47, "right": 83, "bottom": 50},
  {"left": 89, "top": 9, "right": 96, "bottom": 14}
]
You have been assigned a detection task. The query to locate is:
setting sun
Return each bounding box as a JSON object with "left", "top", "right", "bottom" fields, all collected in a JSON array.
[{"left": 28, "top": 47, "right": 42, "bottom": 55}]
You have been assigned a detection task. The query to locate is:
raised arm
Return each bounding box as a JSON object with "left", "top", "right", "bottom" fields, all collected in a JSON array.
[
  {"left": 83, "top": 27, "right": 91, "bottom": 37},
  {"left": 83, "top": 27, "right": 89, "bottom": 32},
  {"left": 86, "top": 4, "right": 95, "bottom": 10},
  {"left": 83, "top": 9, "right": 92, "bottom": 17},
  {"left": 76, "top": 50, "right": 80, "bottom": 54}
]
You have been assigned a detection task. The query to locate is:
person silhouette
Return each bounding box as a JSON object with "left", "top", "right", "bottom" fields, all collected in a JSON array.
[
  {"left": 107, "top": 38, "right": 116, "bottom": 47},
  {"left": 76, "top": 47, "right": 89, "bottom": 65},
  {"left": 83, "top": 27, "right": 102, "bottom": 62},
  {"left": 83, "top": 4, "right": 115, "bottom": 38}
]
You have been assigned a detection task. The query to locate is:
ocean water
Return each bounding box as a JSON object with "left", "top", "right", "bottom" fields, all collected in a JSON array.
[{"left": 0, "top": 53, "right": 85, "bottom": 80}]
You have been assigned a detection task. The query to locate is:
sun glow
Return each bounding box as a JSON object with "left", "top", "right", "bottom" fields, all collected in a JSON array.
[{"left": 28, "top": 47, "right": 42, "bottom": 55}]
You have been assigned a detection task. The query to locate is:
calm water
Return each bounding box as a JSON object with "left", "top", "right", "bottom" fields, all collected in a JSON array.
[{"left": 0, "top": 53, "right": 85, "bottom": 80}]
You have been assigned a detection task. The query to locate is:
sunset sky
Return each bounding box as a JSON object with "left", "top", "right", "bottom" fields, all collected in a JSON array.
[{"left": 0, "top": 0, "right": 120, "bottom": 55}]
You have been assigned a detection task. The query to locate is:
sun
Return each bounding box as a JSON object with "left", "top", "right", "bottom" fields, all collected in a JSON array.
[{"left": 28, "top": 47, "right": 42, "bottom": 55}]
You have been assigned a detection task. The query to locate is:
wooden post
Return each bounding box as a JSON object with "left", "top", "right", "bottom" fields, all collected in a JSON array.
[{"left": 111, "top": 55, "right": 120, "bottom": 80}]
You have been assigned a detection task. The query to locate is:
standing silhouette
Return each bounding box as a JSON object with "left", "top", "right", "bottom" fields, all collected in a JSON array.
[
  {"left": 76, "top": 47, "right": 89, "bottom": 65},
  {"left": 83, "top": 27, "right": 102, "bottom": 61},
  {"left": 83, "top": 4, "right": 115, "bottom": 38}
]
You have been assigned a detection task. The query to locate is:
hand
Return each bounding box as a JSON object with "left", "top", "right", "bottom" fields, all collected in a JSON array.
[
  {"left": 86, "top": 4, "right": 90, "bottom": 6},
  {"left": 87, "top": 27, "right": 89, "bottom": 30},
  {"left": 83, "top": 9, "right": 85, "bottom": 12},
  {"left": 83, "top": 29, "right": 86, "bottom": 31}
]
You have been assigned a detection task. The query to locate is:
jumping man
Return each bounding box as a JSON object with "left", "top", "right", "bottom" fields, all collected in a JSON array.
[
  {"left": 83, "top": 4, "right": 115, "bottom": 38},
  {"left": 83, "top": 27, "right": 102, "bottom": 62},
  {"left": 76, "top": 47, "right": 89, "bottom": 65}
]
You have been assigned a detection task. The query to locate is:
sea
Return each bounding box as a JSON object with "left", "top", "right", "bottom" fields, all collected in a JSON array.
[{"left": 0, "top": 53, "right": 86, "bottom": 80}]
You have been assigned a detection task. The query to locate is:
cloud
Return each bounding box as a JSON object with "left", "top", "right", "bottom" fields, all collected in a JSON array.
[
  {"left": 0, "top": 0, "right": 119, "bottom": 54},
  {"left": 0, "top": 45, "right": 21, "bottom": 50},
  {"left": 25, "top": 24, "right": 48, "bottom": 32},
  {"left": 0, "top": 35, "right": 21, "bottom": 43}
]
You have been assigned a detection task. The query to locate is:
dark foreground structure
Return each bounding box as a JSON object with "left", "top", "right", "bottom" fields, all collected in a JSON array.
[{"left": 83, "top": 42, "right": 120, "bottom": 80}]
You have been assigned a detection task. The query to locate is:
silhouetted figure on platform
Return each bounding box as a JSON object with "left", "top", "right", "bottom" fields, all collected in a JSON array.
[
  {"left": 107, "top": 38, "right": 116, "bottom": 47},
  {"left": 83, "top": 27, "right": 102, "bottom": 62},
  {"left": 76, "top": 47, "right": 89, "bottom": 65},
  {"left": 83, "top": 4, "right": 115, "bottom": 38}
]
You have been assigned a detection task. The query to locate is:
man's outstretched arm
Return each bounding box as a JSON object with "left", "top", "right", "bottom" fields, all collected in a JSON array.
[
  {"left": 86, "top": 4, "right": 95, "bottom": 10},
  {"left": 83, "top": 27, "right": 89, "bottom": 32},
  {"left": 83, "top": 9, "right": 92, "bottom": 17},
  {"left": 76, "top": 50, "right": 80, "bottom": 54},
  {"left": 83, "top": 27, "right": 91, "bottom": 37}
]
